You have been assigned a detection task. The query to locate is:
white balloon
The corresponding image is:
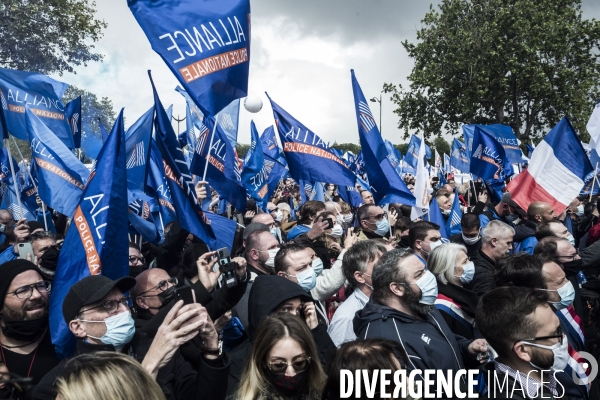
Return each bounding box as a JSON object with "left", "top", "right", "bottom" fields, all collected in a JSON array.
[{"left": 244, "top": 95, "right": 263, "bottom": 113}]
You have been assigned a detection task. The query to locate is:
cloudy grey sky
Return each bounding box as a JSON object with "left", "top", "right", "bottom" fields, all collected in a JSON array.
[{"left": 51, "top": 0, "right": 600, "bottom": 145}]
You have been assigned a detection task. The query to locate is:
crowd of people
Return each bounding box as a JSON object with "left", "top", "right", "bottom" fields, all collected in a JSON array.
[{"left": 0, "top": 173, "right": 598, "bottom": 400}]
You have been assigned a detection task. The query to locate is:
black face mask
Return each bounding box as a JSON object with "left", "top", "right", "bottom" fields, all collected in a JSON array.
[
  {"left": 399, "top": 235, "right": 411, "bottom": 249},
  {"left": 266, "top": 369, "right": 307, "bottom": 398},
  {"left": 1, "top": 316, "right": 48, "bottom": 342},
  {"left": 563, "top": 259, "right": 583, "bottom": 277},
  {"left": 129, "top": 266, "right": 146, "bottom": 278},
  {"left": 39, "top": 246, "right": 59, "bottom": 271},
  {"left": 156, "top": 286, "right": 176, "bottom": 307}
]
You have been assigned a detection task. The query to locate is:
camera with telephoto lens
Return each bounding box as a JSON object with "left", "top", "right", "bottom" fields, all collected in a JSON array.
[{"left": 217, "top": 247, "right": 238, "bottom": 288}]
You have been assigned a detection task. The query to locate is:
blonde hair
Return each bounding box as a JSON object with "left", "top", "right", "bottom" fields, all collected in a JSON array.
[
  {"left": 237, "top": 313, "right": 326, "bottom": 400},
  {"left": 428, "top": 243, "right": 467, "bottom": 285},
  {"left": 56, "top": 351, "right": 166, "bottom": 400}
]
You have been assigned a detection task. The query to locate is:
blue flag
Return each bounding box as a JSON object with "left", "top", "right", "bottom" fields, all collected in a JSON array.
[
  {"left": 241, "top": 121, "right": 269, "bottom": 208},
  {"left": 350, "top": 70, "right": 415, "bottom": 206},
  {"left": 337, "top": 184, "right": 363, "bottom": 208},
  {"left": 50, "top": 109, "right": 129, "bottom": 358},
  {"left": 26, "top": 106, "right": 90, "bottom": 217},
  {"left": 0, "top": 148, "right": 18, "bottom": 183},
  {"left": 267, "top": 94, "right": 356, "bottom": 187},
  {"left": 384, "top": 139, "right": 403, "bottom": 176},
  {"left": 260, "top": 125, "right": 280, "bottom": 160},
  {"left": 463, "top": 124, "right": 523, "bottom": 165},
  {"left": 470, "top": 126, "right": 512, "bottom": 183},
  {"left": 65, "top": 96, "right": 82, "bottom": 148},
  {"left": 205, "top": 211, "right": 238, "bottom": 252},
  {"left": 147, "top": 140, "right": 177, "bottom": 232},
  {"left": 149, "top": 72, "right": 217, "bottom": 248},
  {"left": 176, "top": 86, "right": 204, "bottom": 150},
  {"left": 81, "top": 132, "right": 103, "bottom": 160},
  {"left": 190, "top": 115, "right": 247, "bottom": 211},
  {"left": 427, "top": 197, "right": 448, "bottom": 240},
  {"left": 0, "top": 67, "right": 74, "bottom": 148},
  {"left": 299, "top": 181, "right": 324, "bottom": 203},
  {"left": 99, "top": 120, "right": 109, "bottom": 142},
  {"left": 128, "top": 198, "right": 161, "bottom": 244},
  {"left": 451, "top": 138, "right": 470, "bottom": 173},
  {"left": 443, "top": 153, "right": 451, "bottom": 173},
  {"left": 446, "top": 190, "right": 463, "bottom": 236},
  {"left": 404, "top": 135, "right": 432, "bottom": 170},
  {"left": 129, "top": 0, "right": 251, "bottom": 116},
  {"left": 1, "top": 184, "right": 35, "bottom": 221},
  {"left": 216, "top": 99, "right": 240, "bottom": 148},
  {"left": 125, "top": 107, "right": 153, "bottom": 194}
]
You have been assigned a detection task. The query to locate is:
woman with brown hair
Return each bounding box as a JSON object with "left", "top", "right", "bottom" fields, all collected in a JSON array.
[{"left": 236, "top": 313, "right": 326, "bottom": 400}]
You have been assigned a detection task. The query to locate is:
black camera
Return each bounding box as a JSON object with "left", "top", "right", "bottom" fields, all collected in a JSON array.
[{"left": 217, "top": 247, "right": 238, "bottom": 288}]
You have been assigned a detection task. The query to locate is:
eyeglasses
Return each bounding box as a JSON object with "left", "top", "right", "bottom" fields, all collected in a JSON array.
[
  {"left": 268, "top": 356, "right": 311, "bottom": 374},
  {"left": 515, "top": 327, "right": 563, "bottom": 346},
  {"left": 129, "top": 256, "right": 146, "bottom": 265},
  {"left": 364, "top": 213, "right": 385, "bottom": 222},
  {"left": 558, "top": 253, "right": 578, "bottom": 262},
  {"left": 139, "top": 277, "right": 178, "bottom": 296},
  {"left": 7, "top": 281, "right": 51, "bottom": 299},
  {"left": 79, "top": 296, "right": 131, "bottom": 316}
]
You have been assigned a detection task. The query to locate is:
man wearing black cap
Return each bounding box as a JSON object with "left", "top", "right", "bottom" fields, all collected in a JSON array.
[
  {"left": 0, "top": 260, "right": 59, "bottom": 399},
  {"left": 34, "top": 275, "right": 230, "bottom": 400}
]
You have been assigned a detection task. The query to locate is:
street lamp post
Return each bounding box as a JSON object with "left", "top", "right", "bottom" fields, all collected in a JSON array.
[{"left": 369, "top": 95, "right": 382, "bottom": 134}]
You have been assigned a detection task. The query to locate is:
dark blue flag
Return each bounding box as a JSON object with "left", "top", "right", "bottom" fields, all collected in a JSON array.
[
  {"left": 65, "top": 96, "right": 82, "bottom": 148},
  {"left": 446, "top": 189, "right": 463, "bottom": 236},
  {"left": 451, "top": 138, "right": 470, "bottom": 173},
  {"left": 241, "top": 121, "right": 269, "bottom": 208},
  {"left": 26, "top": 106, "right": 90, "bottom": 217},
  {"left": 470, "top": 127, "right": 512, "bottom": 183},
  {"left": 0, "top": 67, "right": 74, "bottom": 148},
  {"left": 337, "top": 184, "right": 363, "bottom": 208},
  {"left": 427, "top": 197, "right": 449, "bottom": 240},
  {"left": 99, "top": 119, "right": 109, "bottom": 142},
  {"left": 260, "top": 125, "right": 280, "bottom": 160},
  {"left": 50, "top": 109, "right": 129, "bottom": 358},
  {"left": 149, "top": 72, "right": 217, "bottom": 248},
  {"left": 404, "top": 134, "right": 432, "bottom": 170},
  {"left": 147, "top": 140, "right": 177, "bottom": 232},
  {"left": 267, "top": 94, "right": 356, "bottom": 187},
  {"left": 128, "top": 198, "right": 160, "bottom": 244},
  {"left": 205, "top": 211, "right": 238, "bottom": 252},
  {"left": 129, "top": 0, "right": 251, "bottom": 116},
  {"left": 463, "top": 124, "right": 523, "bottom": 164},
  {"left": 350, "top": 70, "right": 415, "bottom": 206},
  {"left": 0, "top": 148, "right": 18, "bottom": 183},
  {"left": 125, "top": 107, "right": 153, "bottom": 194},
  {"left": 190, "top": 115, "right": 247, "bottom": 211}
]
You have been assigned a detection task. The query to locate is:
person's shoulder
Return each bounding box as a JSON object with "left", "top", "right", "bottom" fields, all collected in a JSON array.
[{"left": 32, "top": 359, "right": 69, "bottom": 400}]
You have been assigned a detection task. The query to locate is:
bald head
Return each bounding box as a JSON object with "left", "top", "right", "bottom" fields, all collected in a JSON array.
[
  {"left": 325, "top": 201, "right": 341, "bottom": 214},
  {"left": 527, "top": 201, "right": 556, "bottom": 223},
  {"left": 442, "top": 184, "right": 454, "bottom": 193},
  {"left": 251, "top": 212, "right": 275, "bottom": 227},
  {"left": 133, "top": 268, "right": 174, "bottom": 315},
  {"left": 0, "top": 210, "right": 12, "bottom": 225},
  {"left": 133, "top": 268, "right": 170, "bottom": 298}
]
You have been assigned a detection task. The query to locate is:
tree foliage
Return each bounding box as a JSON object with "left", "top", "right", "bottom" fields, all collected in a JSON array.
[
  {"left": 0, "top": 0, "right": 106, "bottom": 75},
  {"left": 385, "top": 0, "right": 600, "bottom": 142},
  {"left": 62, "top": 85, "right": 116, "bottom": 139},
  {"left": 236, "top": 144, "right": 250, "bottom": 159},
  {"left": 331, "top": 142, "right": 361, "bottom": 155}
]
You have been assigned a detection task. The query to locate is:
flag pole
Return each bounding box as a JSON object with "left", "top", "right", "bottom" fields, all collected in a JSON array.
[
  {"left": 5, "top": 139, "right": 24, "bottom": 219},
  {"left": 589, "top": 162, "right": 599, "bottom": 202},
  {"left": 12, "top": 137, "right": 49, "bottom": 230},
  {"left": 202, "top": 115, "right": 218, "bottom": 182}
]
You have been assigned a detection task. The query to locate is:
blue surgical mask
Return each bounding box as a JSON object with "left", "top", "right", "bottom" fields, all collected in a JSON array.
[
  {"left": 456, "top": 261, "right": 475, "bottom": 284},
  {"left": 374, "top": 218, "right": 390, "bottom": 236},
  {"left": 82, "top": 311, "right": 136, "bottom": 351},
  {"left": 288, "top": 267, "right": 317, "bottom": 291},
  {"left": 566, "top": 234, "right": 576, "bottom": 247},
  {"left": 543, "top": 281, "right": 575, "bottom": 310},
  {"left": 411, "top": 270, "right": 438, "bottom": 305},
  {"left": 312, "top": 258, "right": 324, "bottom": 276}
]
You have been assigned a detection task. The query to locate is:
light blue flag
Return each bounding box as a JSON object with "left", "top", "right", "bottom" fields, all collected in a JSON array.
[
  {"left": 446, "top": 189, "right": 463, "bottom": 236},
  {"left": 241, "top": 121, "right": 269, "bottom": 208},
  {"left": 50, "top": 109, "right": 129, "bottom": 358},
  {"left": 0, "top": 67, "right": 74, "bottom": 148},
  {"left": 404, "top": 135, "right": 432, "bottom": 170},
  {"left": 125, "top": 107, "right": 153, "bottom": 194},
  {"left": 351, "top": 70, "right": 415, "bottom": 206},
  {"left": 1, "top": 184, "right": 36, "bottom": 221},
  {"left": 463, "top": 124, "right": 523, "bottom": 165},
  {"left": 443, "top": 153, "right": 451, "bottom": 173},
  {"left": 260, "top": 126, "right": 280, "bottom": 160},
  {"left": 205, "top": 211, "right": 238, "bottom": 252},
  {"left": 427, "top": 197, "right": 449, "bottom": 240},
  {"left": 450, "top": 138, "right": 470, "bottom": 173},
  {"left": 216, "top": 99, "right": 240, "bottom": 149},
  {"left": 26, "top": 106, "right": 90, "bottom": 217}
]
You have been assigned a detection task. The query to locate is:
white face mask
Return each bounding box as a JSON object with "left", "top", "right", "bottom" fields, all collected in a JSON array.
[
  {"left": 330, "top": 224, "right": 343, "bottom": 238},
  {"left": 455, "top": 261, "right": 475, "bottom": 284},
  {"left": 576, "top": 204, "right": 584, "bottom": 217},
  {"left": 343, "top": 214, "right": 354, "bottom": 224},
  {"left": 263, "top": 248, "right": 280, "bottom": 268},
  {"left": 462, "top": 232, "right": 480, "bottom": 245},
  {"left": 523, "top": 338, "right": 569, "bottom": 371},
  {"left": 273, "top": 209, "right": 283, "bottom": 222}
]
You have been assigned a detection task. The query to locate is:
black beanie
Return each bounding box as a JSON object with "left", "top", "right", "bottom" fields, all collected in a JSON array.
[{"left": 0, "top": 259, "right": 41, "bottom": 309}]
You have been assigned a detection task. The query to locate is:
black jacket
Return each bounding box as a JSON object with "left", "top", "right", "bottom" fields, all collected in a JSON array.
[
  {"left": 513, "top": 220, "right": 538, "bottom": 243},
  {"left": 449, "top": 233, "right": 482, "bottom": 258},
  {"left": 436, "top": 282, "right": 482, "bottom": 341},
  {"left": 466, "top": 248, "right": 496, "bottom": 296},
  {"left": 33, "top": 333, "right": 230, "bottom": 400},
  {"left": 353, "top": 298, "right": 477, "bottom": 394},
  {"left": 226, "top": 275, "right": 336, "bottom": 396}
]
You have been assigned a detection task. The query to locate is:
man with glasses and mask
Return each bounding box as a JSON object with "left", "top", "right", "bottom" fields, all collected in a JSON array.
[
  {"left": 0, "top": 260, "right": 58, "bottom": 399},
  {"left": 535, "top": 235, "right": 600, "bottom": 281},
  {"left": 450, "top": 213, "right": 482, "bottom": 258},
  {"left": 356, "top": 204, "right": 397, "bottom": 242},
  {"left": 34, "top": 274, "right": 231, "bottom": 400},
  {"left": 128, "top": 242, "right": 146, "bottom": 278},
  {"left": 477, "top": 286, "right": 586, "bottom": 399}
]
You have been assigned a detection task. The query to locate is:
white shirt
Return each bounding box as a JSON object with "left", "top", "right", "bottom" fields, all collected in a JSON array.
[{"left": 328, "top": 288, "right": 370, "bottom": 347}]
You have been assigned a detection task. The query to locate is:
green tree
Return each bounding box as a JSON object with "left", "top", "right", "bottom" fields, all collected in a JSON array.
[
  {"left": 384, "top": 0, "right": 600, "bottom": 142},
  {"left": 395, "top": 143, "right": 409, "bottom": 156},
  {"left": 236, "top": 144, "right": 250, "bottom": 159},
  {"left": 331, "top": 143, "right": 361, "bottom": 155},
  {"left": 0, "top": 0, "right": 106, "bottom": 75},
  {"left": 62, "top": 85, "right": 116, "bottom": 139}
]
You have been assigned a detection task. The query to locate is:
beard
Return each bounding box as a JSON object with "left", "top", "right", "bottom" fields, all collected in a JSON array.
[
  {"left": 2, "top": 298, "right": 48, "bottom": 321},
  {"left": 402, "top": 284, "right": 433, "bottom": 318},
  {"left": 529, "top": 346, "right": 554, "bottom": 369}
]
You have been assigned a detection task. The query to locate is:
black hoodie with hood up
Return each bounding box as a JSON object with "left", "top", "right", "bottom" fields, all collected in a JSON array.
[{"left": 226, "top": 275, "right": 336, "bottom": 396}]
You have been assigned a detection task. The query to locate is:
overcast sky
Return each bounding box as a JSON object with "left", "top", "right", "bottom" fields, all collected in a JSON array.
[{"left": 51, "top": 0, "right": 600, "bottom": 145}]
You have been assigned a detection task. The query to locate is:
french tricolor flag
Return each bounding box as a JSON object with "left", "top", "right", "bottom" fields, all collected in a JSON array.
[{"left": 508, "top": 117, "right": 593, "bottom": 215}]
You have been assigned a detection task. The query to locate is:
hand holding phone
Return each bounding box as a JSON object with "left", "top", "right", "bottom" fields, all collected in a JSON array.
[{"left": 175, "top": 286, "right": 195, "bottom": 305}]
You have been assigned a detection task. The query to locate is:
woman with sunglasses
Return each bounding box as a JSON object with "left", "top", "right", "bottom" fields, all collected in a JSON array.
[{"left": 235, "top": 313, "right": 326, "bottom": 400}]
